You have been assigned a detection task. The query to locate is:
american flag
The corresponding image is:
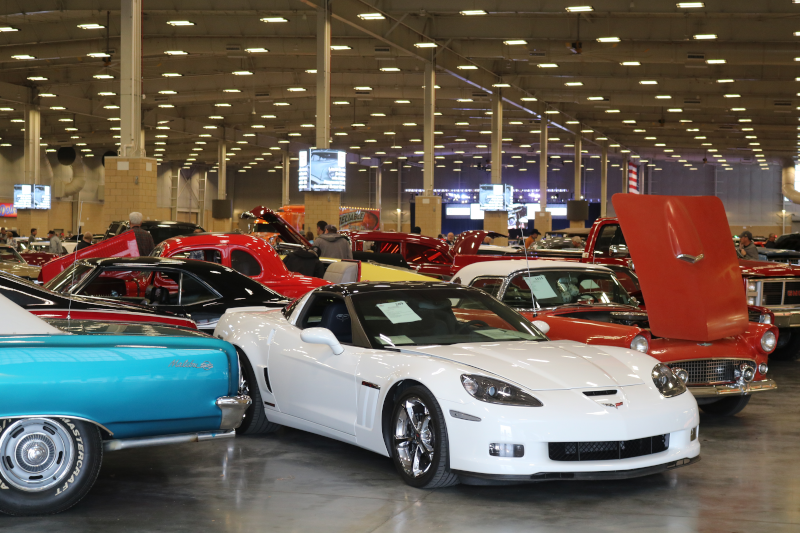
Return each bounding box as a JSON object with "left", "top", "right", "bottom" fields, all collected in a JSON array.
[{"left": 628, "top": 162, "right": 639, "bottom": 194}]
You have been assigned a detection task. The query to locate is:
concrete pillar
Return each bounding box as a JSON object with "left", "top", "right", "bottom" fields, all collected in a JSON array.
[
  {"left": 23, "top": 106, "right": 40, "bottom": 184},
  {"left": 622, "top": 154, "right": 629, "bottom": 194},
  {"left": 573, "top": 127, "right": 582, "bottom": 200},
  {"left": 120, "top": 0, "right": 143, "bottom": 158},
  {"left": 535, "top": 110, "right": 552, "bottom": 233},
  {"left": 600, "top": 141, "right": 608, "bottom": 217},
  {"left": 197, "top": 167, "right": 206, "bottom": 228},
  {"left": 485, "top": 89, "right": 508, "bottom": 245},
  {"left": 217, "top": 140, "right": 227, "bottom": 200},
  {"left": 170, "top": 162, "right": 179, "bottom": 220},
  {"left": 397, "top": 161, "right": 403, "bottom": 232},
  {"left": 103, "top": 157, "right": 158, "bottom": 228},
  {"left": 282, "top": 150, "right": 291, "bottom": 207},
  {"left": 305, "top": 0, "right": 340, "bottom": 236},
  {"left": 415, "top": 60, "right": 441, "bottom": 237},
  {"left": 376, "top": 163, "right": 382, "bottom": 219}
]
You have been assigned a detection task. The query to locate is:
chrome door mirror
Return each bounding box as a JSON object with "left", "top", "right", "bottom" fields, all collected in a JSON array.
[
  {"left": 532, "top": 320, "right": 551, "bottom": 335},
  {"left": 300, "top": 327, "right": 345, "bottom": 355},
  {"left": 608, "top": 244, "right": 629, "bottom": 258},
  {"left": 629, "top": 296, "right": 640, "bottom": 307}
]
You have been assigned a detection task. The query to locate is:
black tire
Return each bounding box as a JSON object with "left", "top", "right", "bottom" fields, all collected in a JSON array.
[
  {"left": 236, "top": 349, "right": 281, "bottom": 435},
  {"left": 699, "top": 395, "right": 752, "bottom": 416},
  {"left": 770, "top": 328, "right": 800, "bottom": 361},
  {"left": 390, "top": 386, "right": 459, "bottom": 489},
  {"left": 0, "top": 418, "right": 103, "bottom": 516}
]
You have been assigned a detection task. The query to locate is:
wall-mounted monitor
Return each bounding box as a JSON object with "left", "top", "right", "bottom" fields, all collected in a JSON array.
[
  {"left": 479, "top": 184, "right": 513, "bottom": 211},
  {"left": 298, "top": 149, "right": 347, "bottom": 192},
  {"left": 13, "top": 184, "right": 51, "bottom": 210}
]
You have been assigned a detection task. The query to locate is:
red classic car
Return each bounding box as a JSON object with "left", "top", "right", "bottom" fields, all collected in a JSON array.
[
  {"left": 456, "top": 195, "right": 779, "bottom": 417},
  {"left": 150, "top": 233, "right": 330, "bottom": 299},
  {"left": 17, "top": 240, "right": 60, "bottom": 266}
]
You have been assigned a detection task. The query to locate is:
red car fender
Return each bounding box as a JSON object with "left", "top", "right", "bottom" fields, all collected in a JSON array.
[{"left": 525, "top": 313, "right": 648, "bottom": 349}]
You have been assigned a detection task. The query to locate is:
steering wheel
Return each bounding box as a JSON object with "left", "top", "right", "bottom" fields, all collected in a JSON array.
[{"left": 458, "top": 319, "right": 490, "bottom": 333}]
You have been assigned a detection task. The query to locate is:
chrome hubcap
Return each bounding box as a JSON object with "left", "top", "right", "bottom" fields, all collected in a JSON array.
[
  {"left": 0, "top": 419, "right": 74, "bottom": 492},
  {"left": 394, "top": 398, "right": 435, "bottom": 478}
]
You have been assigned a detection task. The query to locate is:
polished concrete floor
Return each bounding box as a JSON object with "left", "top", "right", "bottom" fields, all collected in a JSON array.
[{"left": 4, "top": 361, "right": 800, "bottom": 532}]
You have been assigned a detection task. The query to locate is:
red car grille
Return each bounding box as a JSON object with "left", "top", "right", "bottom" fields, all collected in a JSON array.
[{"left": 666, "top": 359, "right": 754, "bottom": 385}]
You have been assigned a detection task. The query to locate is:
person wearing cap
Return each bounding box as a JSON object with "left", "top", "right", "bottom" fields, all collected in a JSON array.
[
  {"left": 313, "top": 224, "right": 353, "bottom": 260},
  {"left": 47, "top": 230, "right": 65, "bottom": 255},
  {"left": 737, "top": 231, "right": 759, "bottom": 261},
  {"left": 525, "top": 228, "right": 542, "bottom": 250}
]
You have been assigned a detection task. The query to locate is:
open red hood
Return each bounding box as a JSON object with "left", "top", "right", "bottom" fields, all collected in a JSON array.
[
  {"left": 241, "top": 206, "right": 312, "bottom": 248},
  {"left": 613, "top": 194, "right": 747, "bottom": 342},
  {"left": 452, "top": 230, "right": 508, "bottom": 256},
  {"left": 40, "top": 231, "right": 139, "bottom": 283}
]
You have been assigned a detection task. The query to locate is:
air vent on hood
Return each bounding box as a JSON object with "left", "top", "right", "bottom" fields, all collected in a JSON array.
[{"left": 583, "top": 390, "right": 618, "bottom": 397}]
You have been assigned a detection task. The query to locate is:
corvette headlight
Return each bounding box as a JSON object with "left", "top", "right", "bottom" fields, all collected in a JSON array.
[
  {"left": 651, "top": 363, "right": 687, "bottom": 398},
  {"left": 460, "top": 374, "right": 543, "bottom": 407},
  {"left": 761, "top": 330, "right": 776, "bottom": 353},
  {"left": 630, "top": 334, "right": 649, "bottom": 353}
]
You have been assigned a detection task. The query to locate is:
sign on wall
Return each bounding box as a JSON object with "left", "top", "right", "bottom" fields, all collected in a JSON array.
[{"left": 0, "top": 203, "right": 17, "bottom": 218}]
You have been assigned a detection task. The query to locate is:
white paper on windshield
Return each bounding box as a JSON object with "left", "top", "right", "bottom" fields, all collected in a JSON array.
[
  {"left": 376, "top": 301, "right": 422, "bottom": 324},
  {"left": 475, "top": 329, "right": 530, "bottom": 340},
  {"left": 522, "top": 275, "right": 558, "bottom": 299},
  {"left": 376, "top": 334, "right": 415, "bottom": 346}
]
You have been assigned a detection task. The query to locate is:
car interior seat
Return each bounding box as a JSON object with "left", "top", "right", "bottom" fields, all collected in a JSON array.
[
  {"left": 323, "top": 261, "right": 359, "bottom": 284},
  {"left": 145, "top": 284, "right": 171, "bottom": 305},
  {"left": 411, "top": 298, "right": 459, "bottom": 336},
  {"left": 317, "top": 300, "right": 352, "bottom": 343}
]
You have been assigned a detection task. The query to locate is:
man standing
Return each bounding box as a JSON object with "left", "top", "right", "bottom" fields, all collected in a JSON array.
[
  {"left": 129, "top": 212, "right": 155, "bottom": 256},
  {"left": 445, "top": 232, "right": 455, "bottom": 246},
  {"left": 47, "top": 230, "right": 64, "bottom": 254},
  {"left": 524, "top": 229, "right": 541, "bottom": 250},
  {"left": 314, "top": 224, "right": 353, "bottom": 259},
  {"left": 76, "top": 232, "right": 93, "bottom": 251},
  {"left": 765, "top": 233, "right": 778, "bottom": 249},
  {"left": 30, "top": 228, "right": 38, "bottom": 241},
  {"left": 737, "top": 231, "right": 760, "bottom": 261},
  {"left": 316, "top": 220, "right": 328, "bottom": 238}
]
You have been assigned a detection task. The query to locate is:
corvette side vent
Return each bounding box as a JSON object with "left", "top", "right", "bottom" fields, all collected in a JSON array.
[
  {"left": 583, "top": 390, "right": 618, "bottom": 397},
  {"left": 263, "top": 368, "right": 272, "bottom": 393}
]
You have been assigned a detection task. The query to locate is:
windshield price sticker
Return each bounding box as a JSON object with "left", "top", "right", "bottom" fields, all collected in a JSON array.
[
  {"left": 522, "top": 275, "right": 558, "bottom": 299},
  {"left": 376, "top": 301, "right": 422, "bottom": 324},
  {"left": 475, "top": 329, "right": 530, "bottom": 340}
]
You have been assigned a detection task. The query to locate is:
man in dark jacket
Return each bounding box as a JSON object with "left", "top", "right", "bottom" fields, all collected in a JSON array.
[
  {"left": 128, "top": 212, "right": 155, "bottom": 256},
  {"left": 283, "top": 248, "right": 325, "bottom": 278},
  {"left": 314, "top": 225, "right": 353, "bottom": 259},
  {"left": 76, "top": 232, "right": 93, "bottom": 251},
  {"left": 764, "top": 233, "right": 778, "bottom": 249},
  {"left": 737, "top": 231, "right": 759, "bottom": 261}
]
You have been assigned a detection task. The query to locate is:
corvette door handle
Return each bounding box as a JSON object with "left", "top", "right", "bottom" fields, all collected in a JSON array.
[{"left": 676, "top": 253, "right": 704, "bottom": 264}]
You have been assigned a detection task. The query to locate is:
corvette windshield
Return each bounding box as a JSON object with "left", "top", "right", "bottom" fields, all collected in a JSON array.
[{"left": 352, "top": 287, "right": 546, "bottom": 348}]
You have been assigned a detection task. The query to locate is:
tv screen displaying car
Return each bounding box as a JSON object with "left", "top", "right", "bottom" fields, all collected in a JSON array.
[
  {"left": 13, "top": 184, "right": 51, "bottom": 210},
  {"left": 479, "top": 184, "right": 513, "bottom": 211},
  {"left": 298, "top": 149, "right": 347, "bottom": 192}
]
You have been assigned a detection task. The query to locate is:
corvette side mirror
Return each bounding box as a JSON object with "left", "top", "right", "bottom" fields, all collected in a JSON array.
[
  {"left": 532, "top": 320, "right": 550, "bottom": 335},
  {"left": 301, "top": 327, "right": 345, "bottom": 355}
]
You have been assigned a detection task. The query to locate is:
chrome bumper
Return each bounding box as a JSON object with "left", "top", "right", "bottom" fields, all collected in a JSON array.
[
  {"left": 104, "top": 430, "right": 235, "bottom": 452},
  {"left": 689, "top": 379, "right": 777, "bottom": 398},
  {"left": 770, "top": 309, "right": 800, "bottom": 328},
  {"left": 216, "top": 395, "right": 252, "bottom": 430}
]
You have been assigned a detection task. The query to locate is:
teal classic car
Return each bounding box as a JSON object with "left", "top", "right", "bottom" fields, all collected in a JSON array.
[{"left": 0, "top": 296, "right": 251, "bottom": 516}]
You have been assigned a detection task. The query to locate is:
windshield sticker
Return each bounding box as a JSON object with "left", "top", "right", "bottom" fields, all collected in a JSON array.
[
  {"left": 475, "top": 329, "right": 531, "bottom": 340},
  {"left": 522, "top": 275, "right": 558, "bottom": 299},
  {"left": 376, "top": 301, "right": 422, "bottom": 324},
  {"left": 376, "top": 334, "right": 415, "bottom": 346}
]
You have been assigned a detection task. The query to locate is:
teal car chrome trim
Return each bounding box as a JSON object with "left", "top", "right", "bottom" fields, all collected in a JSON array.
[
  {"left": 0, "top": 415, "right": 115, "bottom": 436},
  {"left": 103, "top": 429, "right": 235, "bottom": 452},
  {"left": 216, "top": 395, "right": 252, "bottom": 429}
]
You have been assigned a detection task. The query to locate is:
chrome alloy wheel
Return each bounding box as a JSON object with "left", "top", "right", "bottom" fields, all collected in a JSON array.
[
  {"left": 394, "top": 398, "right": 436, "bottom": 478},
  {"left": 0, "top": 419, "right": 74, "bottom": 492}
]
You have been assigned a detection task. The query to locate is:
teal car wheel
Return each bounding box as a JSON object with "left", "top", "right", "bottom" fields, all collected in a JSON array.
[{"left": 0, "top": 418, "right": 103, "bottom": 516}]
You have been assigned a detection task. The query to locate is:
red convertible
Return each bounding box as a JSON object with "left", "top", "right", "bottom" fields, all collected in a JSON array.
[
  {"left": 150, "top": 233, "right": 330, "bottom": 298},
  {"left": 456, "top": 195, "right": 779, "bottom": 417}
]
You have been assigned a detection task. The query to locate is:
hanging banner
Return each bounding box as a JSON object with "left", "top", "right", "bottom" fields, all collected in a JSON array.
[
  {"left": 628, "top": 162, "right": 640, "bottom": 194},
  {"left": 0, "top": 203, "right": 17, "bottom": 218},
  {"left": 339, "top": 207, "right": 380, "bottom": 231}
]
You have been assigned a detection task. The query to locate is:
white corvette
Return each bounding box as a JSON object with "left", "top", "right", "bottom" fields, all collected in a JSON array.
[{"left": 215, "top": 282, "right": 700, "bottom": 487}]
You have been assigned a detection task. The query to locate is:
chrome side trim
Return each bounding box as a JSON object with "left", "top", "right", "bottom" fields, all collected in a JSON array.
[
  {"left": 1, "top": 415, "right": 114, "bottom": 436},
  {"left": 677, "top": 253, "right": 704, "bottom": 264},
  {"left": 689, "top": 379, "right": 777, "bottom": 398},
  {"left": 103, "top": 430, "right": 235, "bottom": 452},
  {"left": 217, "top": 395, "right": 252, "bottom": 430}
]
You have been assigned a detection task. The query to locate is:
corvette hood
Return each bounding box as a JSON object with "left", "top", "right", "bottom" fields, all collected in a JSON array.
[{"left": 402, "top": 340, "right": 645, "bottom": 391}]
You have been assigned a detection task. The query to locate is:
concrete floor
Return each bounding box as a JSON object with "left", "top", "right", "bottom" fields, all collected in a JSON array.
[{"left": 4, "top": 361, "right": 800, "bottom": 533}]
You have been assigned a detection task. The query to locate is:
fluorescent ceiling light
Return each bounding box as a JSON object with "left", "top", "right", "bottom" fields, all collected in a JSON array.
[
  {"left": 677, "top": 2, "right": 704, "bottom": 7},
  {"left": 93, "top": 74, "right": 114, "bottom": 79},
  {"left": 504, "top": 40, "right": 527, "bottom": 45},
  {"left": 274, "top": 102, "right": 290, "bottom": 106},
  {"left": 565, "top": 82, "right": 583, "bottom": 86},
  {"left": 415, "top": 42, "right": 437, "bottom": 48},
  {"left": 330, "top": 45, "right": 351, "bottom": 50},
  {"left": 261, "top": 17, "right": 288, "bottom": 22},
  {"left": 457, "top": 65, "right": 478, "bottom": 70},
  {"left": 162, "top": 72, "right": 181, "bottom": 77},
  {"left": 77, "top": 23, "right": 104, "bottom": 29},
  {"left": 50, "top": 106, "right": 66, "bottom": 110},
  {"left": 668, "top": 108, "right": 683, "bottom": 112},
  {"left": 706, "top": 59, "right": 726, "bottom": 64},
  {"left": 164, "top": 50, "right": 188, "bottom": 55},
  {"left": 215, "top": 103, "right": 231, "bottom": 107},
  {"left": 223, "top": 89, "right": 241, "bottom": 93},
  {"left": 305, "top": 69, "right": 317, "bottom": 73},
  {"left": 167, "top": 20, "right": 194, "bottom": 26},
  {"left": 28, "top": 76, "right": 48, "bottom": 81},
  {"left": 460, "top": 10, "right": 487, "bottom": 15},
  {"left": 158, "top": 104, "right": 174, "bottom": 108},
  {"left": 209, "top": 115, "right": 224, "bottom": 119},
  {"left": 538, "top": 63, "right": 559, "bottom": 68},
  {"left": 693, "top": 34, "right": 717, "bottom": 40},
  {"left": 12, "top": 54, "right": 36, "bottom": 60},
  {"left": 605, "top": 109, "right": 620, "bottom": 113},
  {"left": 0, "top": 26, "right": 17, "bottom": 32},
  {"left": 354, "top": 86, "right": 372, "bottom": 91},
  {"left": 380, "top": 67, "right": 401, "bottom": 72},
  {"left": 287, "top": 87, "right": 306, "bottom": 92},
  {"left": 233, "top": 70, "right": 253, "bottom": 75},
  {"left": 639, "top": 80, "right": 657, "bottom": 85},
  {"left": 159, "top": 90, "right": 177, "bottom": 94},
  {"left": 246, "top": 48, "right": 269, "bottom": 53},
  {"left": 104, "top": 104, "right": 119, "bottom": 109},
  {"left": 566, "top": 6, "right": 594, "bottom": 12},
  {"left": 87, "top": 52, "right": 110, "bottom": 58},
  {"left": 333, "top": 101, "right": 350, "bottom": 105},
  {"left": 587, "top": 96, "right": 606, "bottom": 101},
  {"left": 521, "top": 97, "right": 538, "bottom": 101},
  {"left": 493, "top": 83, "right": 511, "bottom": 87},
  {"left": 370, "top": 112, "right": 385, "bottom": 117},
  {"left": 38, "top": 93, "right": 56, "bottom": 97},
  {"left": 655, "top": 95, "right": 671, "bottom": 99},
  {"left": 456, "top": 98, "right": 473, "bottom": 102},
  {"left": 621, "top": 61, "right": 641, "bottom": 66},
  {"left": 724, "top": 94, "right": 740, "bottom": 98},
  {"left": 358, "top": 13, "right": 384, "bottom": 20},
  {"left": 597, "top": 37, "right": 620, "bottom": 43},
  {"left": 717, "top": 79, "right": 734, "bottom": 83},
  {"left": 545, "top": 109, "right": 560, "bottom": 114}
]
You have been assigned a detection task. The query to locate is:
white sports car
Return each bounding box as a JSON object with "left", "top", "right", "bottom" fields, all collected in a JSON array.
[{"left": 215, "top": 282, "right": 700, "bottom": 487}]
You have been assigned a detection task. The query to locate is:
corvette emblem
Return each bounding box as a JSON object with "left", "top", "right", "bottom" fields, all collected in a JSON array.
[{"left": 602, "top": 402, "right": 624, "bottom": 409}]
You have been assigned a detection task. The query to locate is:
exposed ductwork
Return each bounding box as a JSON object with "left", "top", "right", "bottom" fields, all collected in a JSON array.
[{"left": 781, "top": 158, "right": 800, "bottom": 205}]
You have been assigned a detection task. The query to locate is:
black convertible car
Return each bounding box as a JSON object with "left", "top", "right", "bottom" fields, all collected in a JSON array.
[{"left": 45, "top": 257, "right": 290, "bottom": 332}]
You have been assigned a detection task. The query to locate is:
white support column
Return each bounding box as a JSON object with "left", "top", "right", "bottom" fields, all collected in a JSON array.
[
  {"left": 536, "top": 109, "right": 551, "bottom": 233},
  {"left": 282, "top": 150, "right": 291, "bottom": 206},
  {"left": 491, "top": 90, "right": 503, "bottom": 185},
  {"left": 217, "top": 140, "right": 227, "bottom": 200},
  {"left": 622, "top": 154, "right": 629, "bottom": 194},
  {"left": 120, "top": 0, "right": 143, "bottom": 158},
  {"left": 600, "top": 141, "right": 608, "bottom": 217},
  {"left": 23, "top": 106, "right": 41, "bottom": 184},
  {"left": 423, "top": 61, "right": 435, "bottom": 195},
  {"left": 316, "top": 0, "right": 331, "bottom": 149},
  {"left": 198, "top": 167, "right": 206, "bottom": 228},
  {"left": 573, "top": 126, "right": 582, "bottom": 200},
  {"left": 376, "top": 161, "right": 382, "bottom": 222}
]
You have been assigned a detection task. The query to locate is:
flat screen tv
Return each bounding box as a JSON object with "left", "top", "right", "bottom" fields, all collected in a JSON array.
[
  {"left": 298, "top": 149, "right": 347, "bottom": 192},
  {"left": 479, "top": 184, "right": 513, "bottom": 211},
  {"left": 13, "top": 184, "right": 51, "bottom": 210}
]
